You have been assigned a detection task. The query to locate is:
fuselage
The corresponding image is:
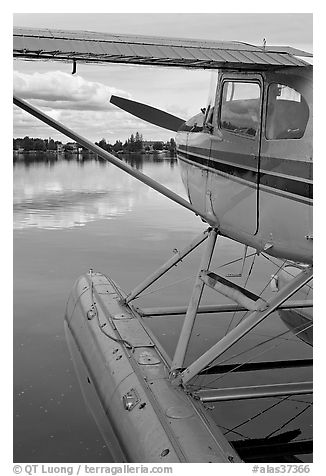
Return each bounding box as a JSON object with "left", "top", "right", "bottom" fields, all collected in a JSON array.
[{"left": 176, "top": 66, "right": 313, "bottom": 264}]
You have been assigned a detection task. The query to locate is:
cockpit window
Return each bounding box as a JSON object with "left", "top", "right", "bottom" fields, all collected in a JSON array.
[
  {"left": 265, "top": 83, "right": 309, "bottom": 140},
  {"left": 220, "top": 81, "right": 261, "bottom": 137}
]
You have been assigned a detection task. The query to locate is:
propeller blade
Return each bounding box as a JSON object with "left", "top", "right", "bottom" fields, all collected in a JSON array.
[{"left": 110, "top": 95, "right": 185, "bottom": 132}]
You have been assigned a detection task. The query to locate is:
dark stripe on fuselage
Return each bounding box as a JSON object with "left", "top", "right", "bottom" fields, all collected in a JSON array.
[
  {"left": 177, "top": 148, "right": 313, "bottom": 201},
  {"left": 178, "top": 144, "right": 313, "bottom": 181}
]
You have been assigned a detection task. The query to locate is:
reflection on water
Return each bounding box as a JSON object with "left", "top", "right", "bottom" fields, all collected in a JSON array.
[
  {"left": 14, "top": 152, "right": 201, "bottom": 463},
  {"left": 14, "top": 153, "right": 312, "bottom": 463},
  {"left": 14, "top": 153, "right": 178, "bottom": 230}
]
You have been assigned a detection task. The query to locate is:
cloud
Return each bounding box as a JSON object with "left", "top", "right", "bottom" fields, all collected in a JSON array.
[
  {"left": 13, "top": 70, "right": 181, "bottom": 141},
  {"left": 13, "top": 70, "right": 129, "bottom": 111},
  {"left": 13, "top": 102, "right": 172, "bottom": 143}
]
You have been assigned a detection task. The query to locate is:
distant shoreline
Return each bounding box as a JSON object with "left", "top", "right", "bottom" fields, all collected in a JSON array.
[{"left": 13, "top": 149, "right": 175, "bottom": 157}]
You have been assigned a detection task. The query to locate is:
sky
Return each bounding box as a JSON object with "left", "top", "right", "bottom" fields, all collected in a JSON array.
[{"left": 12, "top": 12, "right": 313, "bottom": 143}]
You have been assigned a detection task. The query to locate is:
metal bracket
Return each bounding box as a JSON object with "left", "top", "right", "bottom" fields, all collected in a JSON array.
[
  {"left": 113, "top": 313, "right": 131, "bottom": 320},
  {"left": 87, "top": 304, "right": 97, "bottom": 320},
  {"left": 122, "top": 388, "right": 140, "bottom": 411},
  {"left": 138, "top": 350, "right": 161, "bottom": 365}
]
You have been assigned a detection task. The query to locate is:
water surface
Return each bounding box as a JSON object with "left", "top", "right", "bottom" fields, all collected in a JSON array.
[{"left": 13, "top": 152, "right": 312, "bottom": 462}]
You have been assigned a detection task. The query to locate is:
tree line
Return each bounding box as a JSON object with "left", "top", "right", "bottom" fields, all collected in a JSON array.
[
  {"left": 96, "top": 132, "right": 176, "bottom": 153},
  {"left": 13, "top": 136, "right": 59, "bottom": 151},
  {"left": 13, "top": 133, "right": 176, "bottom": 154}
]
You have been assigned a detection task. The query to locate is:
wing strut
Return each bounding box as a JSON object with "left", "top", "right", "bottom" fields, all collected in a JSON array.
[{"left": 13, "top": 95, "right": 210, "bottom": 222}]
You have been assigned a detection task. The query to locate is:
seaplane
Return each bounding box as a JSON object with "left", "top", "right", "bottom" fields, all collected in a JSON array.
[{"left": 13, "top": 26, "right": 313, "bottom": 463}]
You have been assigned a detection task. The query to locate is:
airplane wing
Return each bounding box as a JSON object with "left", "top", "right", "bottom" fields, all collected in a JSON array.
[{"left": 13, "top": 27, "right": 312, "bottom": 70}]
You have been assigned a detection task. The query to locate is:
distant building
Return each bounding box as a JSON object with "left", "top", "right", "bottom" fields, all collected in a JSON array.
[
  {"left": 65, "top": 142, "right": 82, "bottom": 154},
  {"left": 56, "top": 143, "right": 64, "bottom": 154},
  {"left": 143, "top": 140, "right": 164, "bottom": 152}
]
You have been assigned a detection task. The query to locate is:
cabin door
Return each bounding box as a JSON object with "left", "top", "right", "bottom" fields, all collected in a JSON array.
[{"left": 207, "top": 74, "right": 263, "bottom": 236}]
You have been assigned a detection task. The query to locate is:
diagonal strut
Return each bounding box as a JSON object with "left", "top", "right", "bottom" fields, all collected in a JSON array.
[{"left": 179, "top": 266, "right": 313, "bottom": 385}]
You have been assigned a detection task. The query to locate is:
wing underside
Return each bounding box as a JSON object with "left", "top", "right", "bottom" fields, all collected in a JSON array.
[{"left": 13, "top": 27, "right": 311, "bottom": 70}]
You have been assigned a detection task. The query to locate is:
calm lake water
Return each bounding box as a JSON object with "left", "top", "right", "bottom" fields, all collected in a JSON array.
[{"left": 13, "top": 152, "right": 312, "bottom": 463}]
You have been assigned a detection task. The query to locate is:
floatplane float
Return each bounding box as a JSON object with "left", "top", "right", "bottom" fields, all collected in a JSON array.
[{"left": 13, "top": 27, "right": 313, "bottom": 463}]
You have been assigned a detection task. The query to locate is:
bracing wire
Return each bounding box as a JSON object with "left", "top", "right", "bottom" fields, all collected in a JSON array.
[
  {"left": 265, "top": 403, "right": 312, "bottom": 439},
  {"left": 194, "top": 321, "right": 313, "bottom": 389},
  {"left": 133, "top": 251, "right": 258, "bottom": 300},
  {"left": 223, "top": 252, "right": 258, "bottom": 336},
  {"left": 261, "top": 253, "right": 313, "bottom": 291},
  {"left": 218, "top": 424, "right": 251, "bottom": 439},
  {"left": 198, "top": 321, "right": 312, "bottom": 442},
  {"left": 232, "top": 256, "right": 288, "bottom": 329},
  {"left": 223, "top": 395, "right": 291, "bottom": 436}
]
